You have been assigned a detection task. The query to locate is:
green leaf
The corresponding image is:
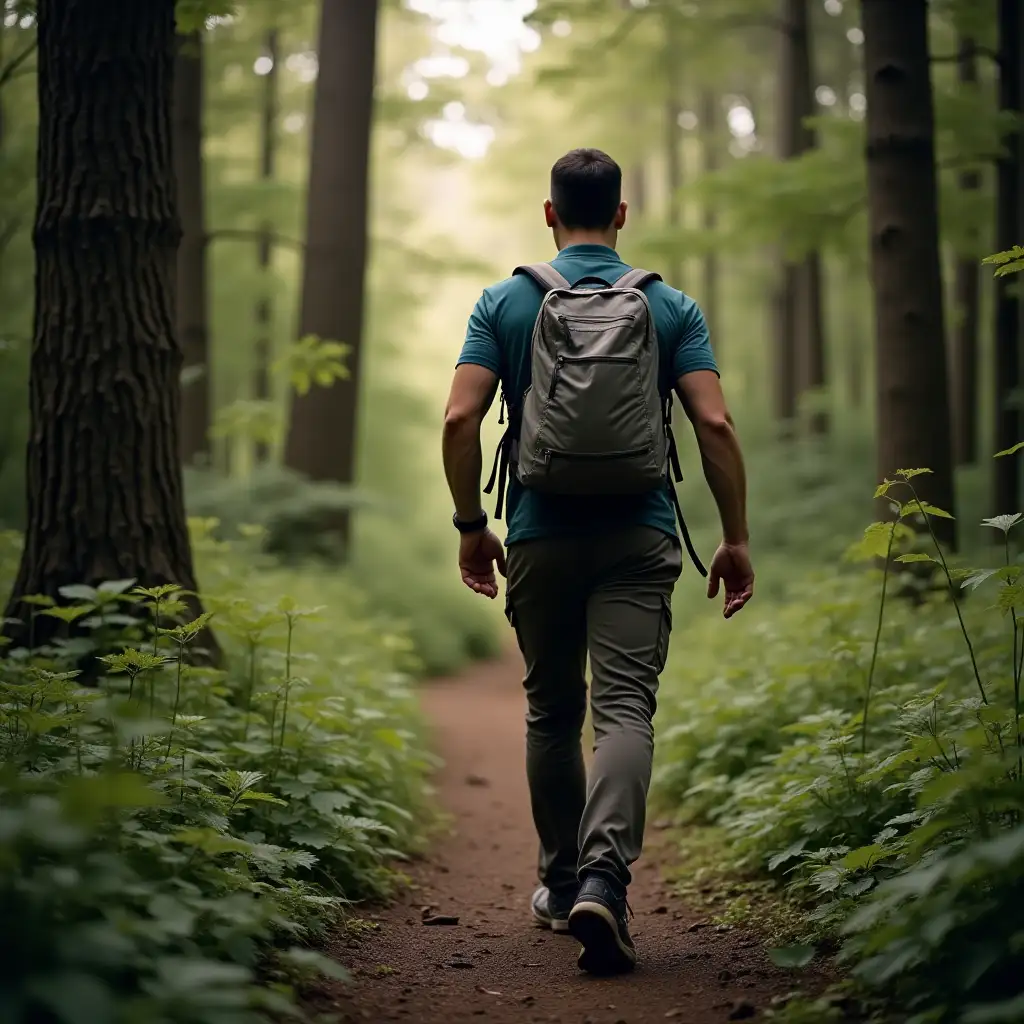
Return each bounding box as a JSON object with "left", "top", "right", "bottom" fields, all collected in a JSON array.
[
  {"left": 994, "top": 441, "right": 1024, "bottom": 458},
  {"left": 767, "top": 944, "right": 816, "bottom": 969},
  {"left": 278, "top": 946, "right": 351, "bottom": 983},
  {"left": 895, "top": 468, "right": 933, "bottom": 479},
  {"left": 896, "top": 553, "right": 936, "bottom": 563},
  {"left": 901, "top": 500, "right": 955, "bottom": 520},
  {"left": 840, "top": 843, "right": 883, "bottom": 871},
  {"left": 58, "top": 583, "right": 98, "bottom": 602}
]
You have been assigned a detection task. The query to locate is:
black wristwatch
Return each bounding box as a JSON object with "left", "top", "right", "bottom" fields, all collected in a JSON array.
[{"left": 453, "top": 510, "right": 488, "bottom": 534}]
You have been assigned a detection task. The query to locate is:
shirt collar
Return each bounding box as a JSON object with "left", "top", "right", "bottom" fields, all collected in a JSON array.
[{"left": 556, "top": 243, "right": 621, "bottom": 260}]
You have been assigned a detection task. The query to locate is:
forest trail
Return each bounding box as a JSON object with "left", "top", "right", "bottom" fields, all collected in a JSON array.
[{"left": 317, "top": 649, "right": 822, "bottom": 1024}]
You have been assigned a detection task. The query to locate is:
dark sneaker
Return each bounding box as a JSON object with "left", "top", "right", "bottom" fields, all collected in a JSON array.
[
  {"left": 568, "top": 875, "right": 637, "bottom": 975},
  {"left": 530, "top": 885, "right": 575, "bottom": 933}
]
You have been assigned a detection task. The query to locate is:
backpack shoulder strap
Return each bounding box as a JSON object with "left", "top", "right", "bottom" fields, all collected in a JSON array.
[
  {"left": 513, "top": 263, "right": 571, "bottom": 293},
  {"left": 614, "top": 267, "right": 663, "bottom": 291}
]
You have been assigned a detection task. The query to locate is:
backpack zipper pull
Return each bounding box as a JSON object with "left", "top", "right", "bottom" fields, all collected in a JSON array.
[{"left": 498, "top": 392, "right": 506, "bottom": 425}]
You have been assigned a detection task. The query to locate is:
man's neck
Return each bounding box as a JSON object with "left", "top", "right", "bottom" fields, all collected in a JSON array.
[{"left": 556, "top": 231, "right": 617, "bottom": 251}]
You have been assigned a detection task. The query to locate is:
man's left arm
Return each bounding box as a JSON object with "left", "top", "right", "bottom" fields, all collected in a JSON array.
[
  {"left": 442, "top": 363, "right": 498, "bottom": 522},
  {"left": 442, "top": 355, "right": 506, "bottom": 599}
]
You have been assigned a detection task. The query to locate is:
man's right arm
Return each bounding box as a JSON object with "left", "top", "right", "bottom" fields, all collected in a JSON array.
[
  {"left": 675, "top": 370, "right": 747, "bottom": 545},
  {"left": 675, "top": 369, "right": 754, "bottom": 618}
]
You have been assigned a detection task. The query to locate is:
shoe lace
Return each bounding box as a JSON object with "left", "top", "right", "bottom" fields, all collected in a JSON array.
[{"left": 624, "top": 898, "right": 635, "bottom": 921}]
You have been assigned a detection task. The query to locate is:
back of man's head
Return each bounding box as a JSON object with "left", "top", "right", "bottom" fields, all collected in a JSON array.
[{"left": 550, "top": 149, "right": 622, "bottom": 231}]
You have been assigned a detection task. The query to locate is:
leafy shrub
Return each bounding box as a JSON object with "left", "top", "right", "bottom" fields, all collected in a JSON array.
[
  {"left": 655, "top": 467, "right": 1024, "bottom": 1022},
  {"left": 0, "top": 522, "right": 432, "bottom": 1023}
]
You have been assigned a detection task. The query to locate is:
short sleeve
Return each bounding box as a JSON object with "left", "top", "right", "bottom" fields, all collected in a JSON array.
[
  {"left": 672, "top": 298, "right": 720, "bottom": 380},
  {"left": 456, "top": 289, "right": 501, "bottom": 375}
]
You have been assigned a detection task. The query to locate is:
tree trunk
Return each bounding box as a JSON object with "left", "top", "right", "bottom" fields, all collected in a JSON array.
[
  {"left": 951, "top": 38, "right": 981, "bottom": 467},
  {"left": 861, "top": 0, "right": 956, "bottom": 547},
  {"left": 628, "top": 160, "right": 646, "bottom": 218},
  {"left": 773, "top": 265, "right": 799, "bottom": 428},
  {"left": 994, "top": 0, "right": 1022, "bottom": 516},
  {"left": 5, "top": 0, "right": 212, "bottom": 650},
  {"left": 174, "top": 30, "right": 210, "bottom": 467},
  {"left": 253, "top": 28, "right": 279, "bottom": 466},
  {"left": 283, "top": 0, "right": 378, "bottom": 553},
  {"left": 777, "top": 0, "right": 827, "bottom": 435},
  {"left": 699, "top": 89, "right": 719, "bottom": 349},
  {"left": 663, "top": 12, "right": 683, "bottom": 290}
]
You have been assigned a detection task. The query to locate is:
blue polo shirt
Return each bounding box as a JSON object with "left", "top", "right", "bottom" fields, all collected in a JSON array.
[{"left": 457, "top": 244, "right": 718, "bottom": 545}]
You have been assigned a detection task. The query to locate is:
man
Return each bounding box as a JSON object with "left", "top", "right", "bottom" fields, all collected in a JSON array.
[{"left": 441, "top": 148, "right": 753, "bottom": 976}]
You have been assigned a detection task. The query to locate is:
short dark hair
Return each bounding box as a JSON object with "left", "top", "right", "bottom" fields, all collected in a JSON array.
[{"left": 550, "top": 149, "right": 622, "bottom": 230}]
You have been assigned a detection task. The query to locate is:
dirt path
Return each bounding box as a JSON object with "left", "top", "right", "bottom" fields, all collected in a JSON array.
[{"left": 317, "top": 649, "right": 823, "bottom": 1024}]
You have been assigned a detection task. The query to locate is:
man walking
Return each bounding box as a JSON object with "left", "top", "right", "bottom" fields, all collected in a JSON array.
[{"left": 441, "top": 148, "right": 753, "bottom": 975}]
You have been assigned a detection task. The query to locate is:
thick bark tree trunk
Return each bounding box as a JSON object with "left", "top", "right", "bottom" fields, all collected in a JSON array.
[
  {"left": 253, "top": 28, "right": 279, "bottom": 466},
  {"left": 174, "top": 30, "right": 210, "bottom": 467},
  {"left": 951, "top": 37, "right": 981, "bottom": 467},
  {"left": 283, "top": 0, "right": 378, "bottom": 553},
  {"left": 5, "top": 0, "right": 211, "bottom": 648},
  {"left": 777, "top": 0, "right": 827, "bottom": 435},
  {"left": 993, "top": 0, "right": 1022, "bottom": 516},
  {"left": 861, "top": 0, "right": 956, "bottom": 548},
  {"left": 699, "top": 89, "right": 720, "bottom": 348}
]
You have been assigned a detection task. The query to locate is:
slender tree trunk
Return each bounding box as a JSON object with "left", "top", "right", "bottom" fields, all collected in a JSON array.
[
  {"left": 994, "top": 0, "right": 1022, "bottom": 516},
  {"left": 951, "top": 37, "right": 981, "bottom": 467},
  {"left": 699, "top": 89, "right": 720, "bottom": 348},
  {"left": 6, "top": 0, "right": 212, "bottom": 651},
  {"left": 174, "top": 30, "right": 209, "bottom": 467},
  {"left": 861, "top": 0, "right": 956, "bottom": 547},
  {"left": 773, "top": 266, "right": 799, "bottom": 428},
  {"left": 663, "top": 12, "right": 683, "bottom": 290},
  {"left": 283, "top": 0, "right": 378, "bottom": 553},
  {"left": 628, "top": 160, "right": 646, "bottom": 218},
  {"left": 777, "top": 0, "right": 827, "bottom": 435},
  {"left": 253, "top": 28, "right": 279, "bottom": 466}
]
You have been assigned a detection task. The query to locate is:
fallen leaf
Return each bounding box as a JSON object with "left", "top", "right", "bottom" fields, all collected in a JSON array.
[{"left": 422, "top": 915, "right": 460, "bottom": 926}]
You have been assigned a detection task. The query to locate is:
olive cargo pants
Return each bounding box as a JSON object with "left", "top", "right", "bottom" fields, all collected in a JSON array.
[{"left": 505, "top": 526, "right": 682, "bottom": 895}]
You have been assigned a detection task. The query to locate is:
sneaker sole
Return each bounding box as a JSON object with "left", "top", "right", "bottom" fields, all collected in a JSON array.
[
  {"left": 568, "top": 900, "right": 637, "bottom": 975},
  {"left": 531, "top": 906, "right": 571, "bottom": 933}
]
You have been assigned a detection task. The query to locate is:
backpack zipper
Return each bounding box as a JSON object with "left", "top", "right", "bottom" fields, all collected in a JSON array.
[
  {"left": 560, "top": 354, "right": 636, "bottom": 364},
  {"left": 541, "top": 443, "right": 653, "bottom": 462},
  {"left": 558, "top": 315, "right": 636, "bottom": 328}
]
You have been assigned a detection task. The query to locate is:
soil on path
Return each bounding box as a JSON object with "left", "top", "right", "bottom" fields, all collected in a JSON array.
[{"left": 317, "top": 649, "right": 824, "bottom": 1024}]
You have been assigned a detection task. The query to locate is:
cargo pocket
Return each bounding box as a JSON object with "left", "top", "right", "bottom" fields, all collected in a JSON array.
[
  {"left": 505, "top": 591, "right": 525, "bottom": 655},
  {"left": 654, "top": 594, "right": 673, "bottom": 674}
]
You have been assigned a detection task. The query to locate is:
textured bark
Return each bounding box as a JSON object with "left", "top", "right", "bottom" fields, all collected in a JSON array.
[
  {"left": 174, "top": 30, "right": 210, "bottom": 466},
  {"left": 253, "top": 28, "right": 279, "bottom": 466},
  {"left": 776, "top": 0, "right": 827, "bottom": 435},
  {"left": 699, "top": 89, "right": 719, "bottom": 348},
  {"left": 283, "top": 0, "right": 378, "bottom": 551},
  {"left": 5, "top": 0, "right": 212, "bottom": 649},
  {"left": 861, "top": 0, "right": 956, "bottom": 547},
  {"left": 993, "top": 0, "right": 1022, "bottom": 516},
  {"left": 951, "top": 38, "right": 981, "bottom": 467}
]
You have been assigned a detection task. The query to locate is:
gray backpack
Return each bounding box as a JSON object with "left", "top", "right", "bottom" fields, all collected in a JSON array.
[{"left": 484, "top": 262, "right": 706, "bottom": 575}]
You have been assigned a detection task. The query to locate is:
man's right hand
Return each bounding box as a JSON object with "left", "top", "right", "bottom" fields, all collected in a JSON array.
[{"left": 707, "top": 541, "right": 754, "bottom": 619}]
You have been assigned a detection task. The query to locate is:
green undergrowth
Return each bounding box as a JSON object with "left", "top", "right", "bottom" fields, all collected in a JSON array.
[
  {"left": 656, "top": 465, "right": 1024, "bottom": 1024},
  {"left": 0, "top": 520, "right": 435, "bottom": 1024},
  {"left": 184, "top": 467, "right": 501, "bottom": 678}
]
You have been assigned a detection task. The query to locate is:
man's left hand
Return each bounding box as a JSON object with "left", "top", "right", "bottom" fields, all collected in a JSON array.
[{"left": 459, "top": 528, "right": 507, "bottom": 599}]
